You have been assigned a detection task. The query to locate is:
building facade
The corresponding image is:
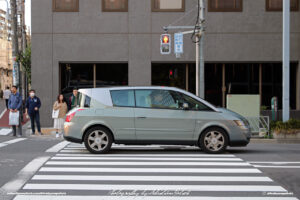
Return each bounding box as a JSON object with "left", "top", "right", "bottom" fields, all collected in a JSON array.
[
  {"left": 0, "top": 9, "right": 12, "bottom": 92},
  {"left": 32, "top": 0, "right": 300, "bottom": 126}
]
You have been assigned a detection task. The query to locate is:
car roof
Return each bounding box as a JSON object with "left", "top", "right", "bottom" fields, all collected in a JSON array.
[{"left": 79, "top": 86, "right": 218, "bottom": 112}]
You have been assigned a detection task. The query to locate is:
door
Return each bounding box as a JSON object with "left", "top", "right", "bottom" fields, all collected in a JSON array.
[
  {"left": 104, "top": 89, "right": 136, "bottom": 140},
  {"left": 134, "top": 89, "right": 196, "bottom": 141}
]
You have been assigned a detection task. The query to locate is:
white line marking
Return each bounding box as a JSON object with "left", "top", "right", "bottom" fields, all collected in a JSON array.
[
  {"left": 2, "top": 138, "right": 27, "bottom": 144},
  {"left": 55, "top": 153, "right": 236, "bottom": 157},
  {"left": 13, "top": 195, "right": 299, "bottom": 200},
  {"left": 46, "top": 141, "right": 70, "bottom": 152},
  {"left": 46, "top": 161, "right": 251, "bottom": 166},
  {"left": 253, "top": 165, "right": 300, "bottom": 169},
  {"left": 22, "top": 184, "right": 286, "bottom": 192},
  {"left": 0, "top": 108, "right": 7, "bottom": 119},
  {"left": 0, "top": 143, "right": 8, "bottom": 148},
  {"left": 32, "top": 175, "right": 273, "bottom": 182},
  {"left": 1, "top": 156, "right": 50, "bottom": 193},
  {"left": 51, "top": 156, "right": 242, "bottom": 161},
  {"left": 0, "top": 138, "right": 27, "bottom": 148},
  {"left": 0, "top": 128, "right": 12, "bottom": 136},
  {"left": 250, "top": 162, "right": 300, "bottom": 164},
  {"left": 39, "top": 167, "right": 262, "bottom": 173}
]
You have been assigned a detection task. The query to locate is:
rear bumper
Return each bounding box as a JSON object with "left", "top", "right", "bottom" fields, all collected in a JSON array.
[{"left": 63, "top": 135, "right": 82, "bottom": 144}]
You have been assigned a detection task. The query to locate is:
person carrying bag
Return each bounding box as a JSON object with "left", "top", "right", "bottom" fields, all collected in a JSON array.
[
  {"left": 8, "top": 86, "right": 22, "bottom": 137},
  {"left": 53, "top": 94, "right": 68, "bottom": 138}
]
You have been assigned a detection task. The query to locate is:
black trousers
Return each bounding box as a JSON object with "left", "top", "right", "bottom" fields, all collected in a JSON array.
[
  {"left": 5, "top": 99, "right": 8, "bottom": 109},
  {"left": 12, "top": 116, "right": 22, "bottom": 136},
  {"left": 29, "top": 112, "right": 41, "bottom": 133}
]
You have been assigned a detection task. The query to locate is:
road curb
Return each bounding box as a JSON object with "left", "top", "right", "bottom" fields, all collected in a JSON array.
[{"left": 250, "top": 138, "right": 300, "bottom": 144}]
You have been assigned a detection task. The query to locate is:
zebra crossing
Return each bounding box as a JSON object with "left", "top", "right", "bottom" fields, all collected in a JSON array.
[{"left": 14, "top": 143, "right": 298, "bottom": 200}]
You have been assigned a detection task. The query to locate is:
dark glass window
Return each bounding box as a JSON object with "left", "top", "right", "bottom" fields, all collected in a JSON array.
[
  {"left": 102, "top": 0, "right": 128, "bottom": 12},
  {"left": 179, "top": 93, "right": 212, "bottom": 111},
  {"left": 266, "top": 0, "right": 298, "bottom": 11},
  {"left": 208, "top": 0, "right": 243, "bottom": 12},
  {"left": 53, "top": 0, "right": 79, "bottom": 12},
  {"left": 135, "top": 89, "right": 181, "bottom": 109},
  {"left": 111, "top": 90, "right": 135, "bottom": 107}
]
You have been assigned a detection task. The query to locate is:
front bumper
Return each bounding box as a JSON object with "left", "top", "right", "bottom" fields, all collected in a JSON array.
[{"left": 229, "top": 128, "right": 251, "bottom": 147}]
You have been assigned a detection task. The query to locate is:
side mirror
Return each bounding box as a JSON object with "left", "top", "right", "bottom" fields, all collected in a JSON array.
[{"left": 183, "top": 103, "right": 189, "bottom": 110}]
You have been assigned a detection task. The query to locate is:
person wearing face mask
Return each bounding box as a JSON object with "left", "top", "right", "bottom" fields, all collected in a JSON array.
[{"left": 25, "top": 89, "right": 42, "bottom": 135}]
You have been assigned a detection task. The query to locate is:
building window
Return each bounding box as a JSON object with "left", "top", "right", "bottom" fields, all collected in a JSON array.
[
  {"left": 208, "top": 0, "right": 243, "bottom": 12},
  {"left": 102, "top": 0, "right": 128, "bottom": 12},
  {"left": 152, "top": 0, "right": 185, "bottom": 12},
  {"left": 266, "top": 0, "right": 299, "bottom": 11},
  {"left": 53, "top": 0, "right": 79, "bottom": 12}
]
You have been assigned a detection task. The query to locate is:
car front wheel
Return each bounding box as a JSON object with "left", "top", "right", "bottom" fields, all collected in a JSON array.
[
  {"left": 84, "top": 127, "right": 113, "bottom": 154},
  {"left": 199, "top": 127, "right": 228, "bottom": 154}
]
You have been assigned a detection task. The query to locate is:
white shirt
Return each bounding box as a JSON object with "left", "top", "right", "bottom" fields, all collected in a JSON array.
[{"left": 3, "top": 89, "right": 11, "bottom": 99}]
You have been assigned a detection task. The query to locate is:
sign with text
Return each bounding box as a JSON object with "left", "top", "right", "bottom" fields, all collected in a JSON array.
[{"left": 174, "top": 33, "right": 183, "bottom": 54}]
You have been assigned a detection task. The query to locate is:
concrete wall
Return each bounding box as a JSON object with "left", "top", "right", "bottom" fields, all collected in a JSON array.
[{"left": 32, "top": 0, "right": 300, "bottom": 126}]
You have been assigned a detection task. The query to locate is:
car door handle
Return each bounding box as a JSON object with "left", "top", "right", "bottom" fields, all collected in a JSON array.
[{"left": 137, "top": 116, "right": 147, "bottom": 119}]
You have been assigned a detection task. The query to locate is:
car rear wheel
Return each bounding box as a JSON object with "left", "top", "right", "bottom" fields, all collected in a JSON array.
[
  {"left": 199, "top": 127, "right": 228, "bottom": 154},
  {"left": 84, "top": 127, "right": 112, "bottom": 154}
]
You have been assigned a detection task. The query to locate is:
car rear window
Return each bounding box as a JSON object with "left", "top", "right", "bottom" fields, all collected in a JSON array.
[
  {"left": 110, "top": 90, "right": 135, "bottom": 107},
  {"left": 79, "top": 92, "right": 91, "bottom": 108}
]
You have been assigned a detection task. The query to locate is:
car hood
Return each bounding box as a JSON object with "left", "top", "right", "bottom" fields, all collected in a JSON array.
[{"left": 217, "top": 107, "right": 247, "bottom": 121}]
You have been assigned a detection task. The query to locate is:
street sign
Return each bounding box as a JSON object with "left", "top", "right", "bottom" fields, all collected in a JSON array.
[{"left": 174, "top": 33, "right": 183, "bottom": 54}]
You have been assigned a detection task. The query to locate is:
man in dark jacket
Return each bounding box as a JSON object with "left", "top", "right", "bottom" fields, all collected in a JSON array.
[
  {"left": 25, "top": 89, "right": 42, "bottom": 135},
  {"left": 68, "top": 88, "right": 79, "bottom": 110},
  {"left": 8, "top": 85, "right": 22, "bottom": 137}
]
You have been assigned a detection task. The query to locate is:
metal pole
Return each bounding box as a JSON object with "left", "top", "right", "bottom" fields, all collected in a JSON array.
[
  {"left": 196, "top": 0, "right": 205, "bottom": 98},
  {"left": 283, "top": 0, "right": 290, "bottom": 122},
  {"left": 11, "top": 0, "right": 23, "bottom": 132}
]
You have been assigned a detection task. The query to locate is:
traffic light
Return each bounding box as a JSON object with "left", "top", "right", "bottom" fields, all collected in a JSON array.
[
  {"left": 160, "top": 34, "right": 171, "bottom": 55},
  {"left": 169, "top": 69, "right": 174, "bottom": 79}
]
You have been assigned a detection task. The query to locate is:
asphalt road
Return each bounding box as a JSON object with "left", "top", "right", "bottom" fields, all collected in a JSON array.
[{"left": 0, "top": 136, "right": 299, "bottom": 200}]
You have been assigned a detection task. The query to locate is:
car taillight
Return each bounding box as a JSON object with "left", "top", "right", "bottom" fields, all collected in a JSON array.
[{"left": 65, "top": 109, "right": 84, "bottom": 122}]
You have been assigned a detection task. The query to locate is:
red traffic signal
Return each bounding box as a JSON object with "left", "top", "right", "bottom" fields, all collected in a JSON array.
[
  {"left": 160, "top": 34, "right": 171, "bottom": 54},
  {"left": 162, "top": 35, "right": 170, "bottom": 44}
]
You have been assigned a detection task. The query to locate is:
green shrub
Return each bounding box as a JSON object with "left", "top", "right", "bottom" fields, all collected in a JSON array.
[{"left": 271, "top": 119, "right": 300, "bottom": 133}]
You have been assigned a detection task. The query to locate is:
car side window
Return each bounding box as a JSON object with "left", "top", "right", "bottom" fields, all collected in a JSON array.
[
  {"left": 135, "top": 89, "right": 181, "bottom": 109},
  {"left": 179, "top": 93, "right": 212, "bottom": 111},
  {"left": 110, "top": 90, "right": 135, "bottom": 107}
]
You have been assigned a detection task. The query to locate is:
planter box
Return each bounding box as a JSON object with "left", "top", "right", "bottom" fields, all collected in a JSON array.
[{"left": 273, "top": 130, "right": 300, "bottom": 139}]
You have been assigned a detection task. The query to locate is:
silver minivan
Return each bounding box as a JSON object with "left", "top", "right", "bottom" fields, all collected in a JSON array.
[{"left": 64, "top": 86, "right": 251, "bottom": 154}]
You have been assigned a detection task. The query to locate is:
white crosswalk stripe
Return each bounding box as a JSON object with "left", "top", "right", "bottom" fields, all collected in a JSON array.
[{"left": 14, "top": 144, "right": 298, "bottom": 199}]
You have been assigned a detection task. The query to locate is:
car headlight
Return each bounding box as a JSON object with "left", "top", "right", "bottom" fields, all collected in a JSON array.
[{"left": 233, "top": 120, "right": 248, "bottom": 129}]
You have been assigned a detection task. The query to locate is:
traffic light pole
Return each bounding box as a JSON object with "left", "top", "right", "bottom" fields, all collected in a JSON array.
[
  {"left": 163, "top": 0, "right": 205, "bottom": 98},
  {"left": 282, "top": 0, "right": 290, "bottom": 122}
]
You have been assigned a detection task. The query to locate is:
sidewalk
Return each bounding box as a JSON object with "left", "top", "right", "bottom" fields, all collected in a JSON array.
[{"left": 0, "top": 109, "right": 29, "bottom": 128}]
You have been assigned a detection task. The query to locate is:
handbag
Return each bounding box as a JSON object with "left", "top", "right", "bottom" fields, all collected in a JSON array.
[
  {"left": 9, "top": 111, "right": 19, "bottom": 126},
  {"left": 52, "top": 109, "right": 59, "bottom": 119}
]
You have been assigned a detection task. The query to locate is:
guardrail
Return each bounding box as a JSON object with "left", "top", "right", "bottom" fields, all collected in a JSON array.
[{"left": 245, "top": 116, "right": 270, "bottom": 137}]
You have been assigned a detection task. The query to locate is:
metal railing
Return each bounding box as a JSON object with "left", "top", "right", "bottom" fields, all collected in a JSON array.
[{"left": 245, "top": 116, "right": 270, "bottom": 137}]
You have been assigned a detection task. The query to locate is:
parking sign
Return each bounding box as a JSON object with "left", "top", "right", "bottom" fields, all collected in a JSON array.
[{"left": 174, "top": 33, "right": 183, "bottom": 54}]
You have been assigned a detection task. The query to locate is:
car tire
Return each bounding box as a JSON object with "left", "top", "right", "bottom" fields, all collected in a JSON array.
[
  {"left": 84, "top": 126, "right": 113, "bottom": 154},
  {"left": 199, "top": 127, "right": 228, "bottom": 154}
]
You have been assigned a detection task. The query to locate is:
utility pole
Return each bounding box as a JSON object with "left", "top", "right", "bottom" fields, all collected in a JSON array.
[
  {"left": 196, "top": 0, "right": 205, "bottom": 98},
  {"left": 11, "top": 0, "right": 23, "bottom": 132},
  {"left": 20, "top": 0, "right": 27, "bottom": 99},
  {"left": 282, "top": 0, "right": 290, "bottom": 122},
  {"left": 162, "top": 0, "right": 205, "bottom": 98}
]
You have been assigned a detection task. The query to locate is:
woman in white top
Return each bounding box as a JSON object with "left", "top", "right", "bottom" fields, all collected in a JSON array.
[
  {"left": 53, "top": 94, "right": 68, "bottom": 138},
  {"left": 3, "top": 86, "right": 11, "bottom": 109}
]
